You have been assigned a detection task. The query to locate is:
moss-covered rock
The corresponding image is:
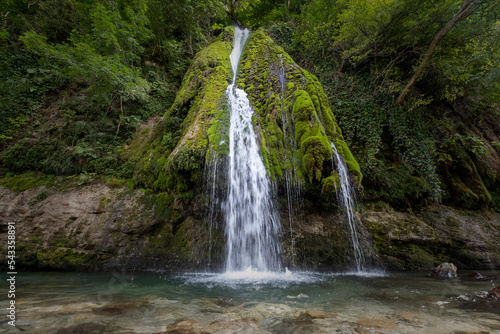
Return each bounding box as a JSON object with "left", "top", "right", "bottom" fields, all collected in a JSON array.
[
  {"left": 131, "top": 27, "right": 234, "bottom": 195},
  {"left": 129, "top": 27, "right": 361, "bottom": 208},
  {"left": 237, "top": 29, "right": 361, "bottom": 192}
]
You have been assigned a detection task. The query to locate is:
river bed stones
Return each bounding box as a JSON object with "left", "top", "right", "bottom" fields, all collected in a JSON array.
[{"left": 488, "top": 286, "right": 500, "bottom": 298}]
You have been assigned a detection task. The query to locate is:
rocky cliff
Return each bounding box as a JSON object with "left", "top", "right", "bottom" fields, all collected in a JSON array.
[{"left": 1, "top": 182, "right": 499, "bottom": 271}]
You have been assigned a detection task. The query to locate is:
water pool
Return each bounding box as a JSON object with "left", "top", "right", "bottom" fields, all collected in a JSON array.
[{"left": 1, "top": 270, "right": 499, "bottom": 333}]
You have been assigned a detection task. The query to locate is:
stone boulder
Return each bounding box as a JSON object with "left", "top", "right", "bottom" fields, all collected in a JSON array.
[{"left": 432, "top": 262, "right": 457, "bottom": 278}]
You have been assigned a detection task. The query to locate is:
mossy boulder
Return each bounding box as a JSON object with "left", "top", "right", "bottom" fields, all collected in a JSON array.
[
  {"left": 237, "top": 30, "right": 361, "bottom": 191},
  {"left": 130, "top": 27, "right": 234, "bottom": 194},
  {"left": 130, "top": 27, "right": 360, "bottom": 205}
]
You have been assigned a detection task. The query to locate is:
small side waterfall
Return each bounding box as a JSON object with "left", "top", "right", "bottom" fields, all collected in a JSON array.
[
  {"left": 224, "top": 27, "right": 282, "bottom": 272},
  {"left": 331, "top": 142, "right": 365, "bottom": 272},
  {"left": 205, "top": 156, "right": 219, "bottom": 267}
]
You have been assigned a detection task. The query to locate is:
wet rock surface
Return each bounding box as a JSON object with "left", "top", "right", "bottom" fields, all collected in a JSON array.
[
  {"left": 362, "top": 203, "right": 500, "bottom": 270},
  {"left": 432, "top": 262, "right": 458, "bottom": 278},
  {"left": 1, "top": 184, "right": 500, "bottom": 271},
  {"left": 0, "top": 184, "right": 207, "bottom": 272}
]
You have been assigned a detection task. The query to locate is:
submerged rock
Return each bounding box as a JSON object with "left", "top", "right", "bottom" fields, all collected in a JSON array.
[
  {"left": 432, "top": 262, "right": 457, "bottom": 278},
  {"left": 488, "top": 286, "right": 500, "bottom": 298},
  {"left": 55, "top": 322, "right": 107, "bottom": 334},
  {"left": 286, "top": 293, "right": 309, "bottom": 299},
  {"left": 467, "top": 272, "right": 486, "bottom": 280}
]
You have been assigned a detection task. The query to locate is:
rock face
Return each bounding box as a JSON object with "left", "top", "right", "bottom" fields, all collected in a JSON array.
[
  {"left": 362, "top": 203, "right": 500, "bottom": 269},
  {"left": 431, "top": 262, "right": 458, "bottom": 278},
  {"left": 0, "top": 182, "right": 364, "bottom": 271},
  {"left": 1, "top": 182, "right": 499, "bottom": 271},
  {"left": 0, "top": 184, "right": 211, "bottom": 271}
]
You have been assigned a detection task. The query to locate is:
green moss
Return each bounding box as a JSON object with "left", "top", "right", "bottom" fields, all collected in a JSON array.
[
  {"left": 48, "top": 229, "right": 78, "bottom": 248},
  {"left": 207, "top": 95, "right": 230, "bottom": 156},
  {"left": 0, "top": 171, "right": 55, "bottom": 192},
  {"left": 105, "top": 177, "right": 126, "bottom": 188},
  {"left": 131, "top": 28, "right": 233, "bottom": 195},
  {"left": 37, "top": 247, "right": 96, "bottom": 270},
  {"left": 28, "top": 191, "right": 48, "bottom": 206},
  {"left": 235, "top": 29, "right": 362, "bottom": 190},
  {"left": 97, "top": 196, "right": 111, "bottom": 212},
  {"left": 321, "top": 175, "right": 339, "bottom": 195},
  {"left": 331, "top": 138, "right": 362, "bottom": 184}
]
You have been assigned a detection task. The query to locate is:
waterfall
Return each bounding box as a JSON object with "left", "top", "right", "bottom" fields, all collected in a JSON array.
[
  {"left": 331, "top": 142, "right": 365, "bottom": 272},
  {"left": 224, "top": 27, "right": 282, "bottom": 272}
]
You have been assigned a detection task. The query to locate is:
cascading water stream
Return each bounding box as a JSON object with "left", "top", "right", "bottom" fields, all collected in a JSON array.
[
  {"left": 331, "top": 142, "right": 365, "bottom": 272},
  {"left": 224, "top": 27, "right": 282, "bottom": 273},
  {"left": 206, "top": 157, "right": 219, "bottom": 267},
  {"left": 279, "top": 54, "right": 296, "bottom": 266}
]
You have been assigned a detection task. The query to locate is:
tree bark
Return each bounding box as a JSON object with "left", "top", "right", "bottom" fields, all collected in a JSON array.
[{"left": 397, "top": 0, "right": 482, "bottom": 105}]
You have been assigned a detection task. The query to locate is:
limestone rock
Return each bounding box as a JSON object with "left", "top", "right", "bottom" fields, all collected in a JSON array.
[
  {"left": 362, "top": 203, "right": 500, "bottom": 270},
  {"left": 0, "top": 184, "right": 209, "bottom": 271}
]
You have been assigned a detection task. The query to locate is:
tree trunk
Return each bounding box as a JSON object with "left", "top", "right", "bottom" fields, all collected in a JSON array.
[
  {"left": 397, "top": 0, "right": 482, "bottom": 105},
  {"left": 225, "top": 0, "right": 243, "bottom": 28},
  {"left": 225, "top": 9, "right": 243, "bottom": 28}
]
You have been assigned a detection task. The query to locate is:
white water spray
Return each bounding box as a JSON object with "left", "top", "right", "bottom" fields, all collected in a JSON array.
[
  {"left": 224, "top": 27, "right": 282, "bottom": 272},
  {"left": 331, "top": 142, "right": 365, "bottom": 272}
]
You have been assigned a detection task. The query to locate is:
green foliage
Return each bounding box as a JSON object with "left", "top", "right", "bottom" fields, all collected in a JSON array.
[
  {"left": 290, "top": 0, "right": 500, "bottom": 104},
  {"left": 322, "top": 70, "right": 443, "bottom": 205},
  {"left": 0, "top": 48, "right": 61, "bottom": 146},
  {"left": 0, "top": 171, "right": 55, "bottom": 192},
  {"left": 237, "top": 0, "right": 295, "bottom": 28},
  {"left": 0, "top": 0, "right": 179, "bottom": 181},
  {"left": 1, "top": 0, "right": 499, "bottom": 215},
  {"left": 146, "top": 0, "right": 225, "bottom": 76},
  {"left": 20, "top": 5, "right": 151, "bottom": 105},
  {"left": 387, "top": 105, "right": 442, "bottom": 201},
  {"left": 326, "top": 74, "right": 386, "bottom": 169},
  {"left": 454, "top": 134, "right": 489, "bottom": 157}
]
